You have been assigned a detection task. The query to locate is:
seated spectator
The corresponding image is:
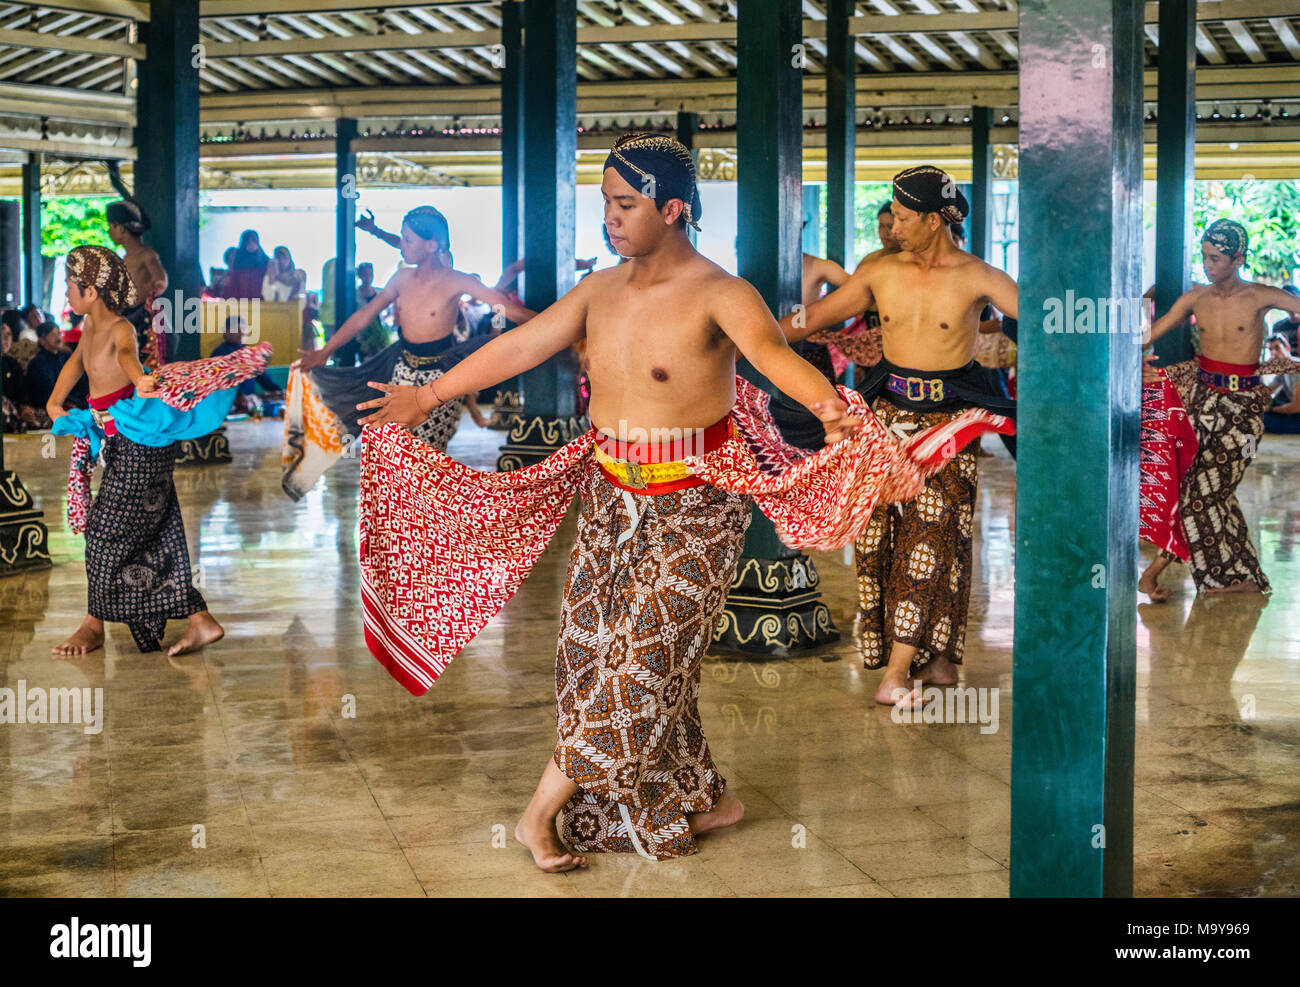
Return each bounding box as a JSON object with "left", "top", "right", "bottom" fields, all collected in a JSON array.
[
  {"left": 1263, "top": 333, "right": 1300, "bottom": 434},
  {"left": 20, "top": 303, "right": 46, "bottom": 330},
  {"left": 262, "top": 246, "right": 306, "bottom": 302},
  {"left": 212, "top": 315, "right": 282, "bottom": 415},
  {"left": 2, "top": 320, "right": 25, "bottom": 432},
  {"left": 23, "top": 321, "right": 87, "bottom": 426}
]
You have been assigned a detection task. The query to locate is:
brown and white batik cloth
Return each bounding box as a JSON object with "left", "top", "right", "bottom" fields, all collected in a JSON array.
[
  {"left": 1155, "top": 355, "right": 1300, "bottom": 594},
  {"left": 554, "top": 462, "right": 751, "bottom": 861},
  {"left": 855, "top": 398, "right": 979, "bottom": 676}
]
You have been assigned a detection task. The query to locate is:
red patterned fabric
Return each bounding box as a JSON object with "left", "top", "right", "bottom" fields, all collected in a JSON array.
[
  {"left": 360, "top": 375, "right": 1012, "bottom": 695},
  {"left": 1140, "top": 370, "right": 1198, "bottom": 561}
]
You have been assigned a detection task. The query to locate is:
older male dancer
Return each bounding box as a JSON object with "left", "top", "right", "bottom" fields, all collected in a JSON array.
[
  {"left": 782, "top": 165, "right": 1018, "bottom": 708},
  {"left": 1140, "top": 219, "right": 1300, "bottom": 600},
  {"left": 357, "top": 133, "right": 869, "bottom": 871}
]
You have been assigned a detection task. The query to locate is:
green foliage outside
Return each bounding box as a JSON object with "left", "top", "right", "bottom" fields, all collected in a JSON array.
[
  {"left": 40, "top": 196, "right": 115, "bottom": 257},
  {"left": 1194, "top": 178, "right": 1300, "bottom": 285}
]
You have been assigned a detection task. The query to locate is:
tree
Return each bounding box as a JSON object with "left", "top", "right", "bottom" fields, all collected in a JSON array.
[
  {"left": 40, "top": 196, "right": 115, "bottom": 257},
  {"left": 1194, "top": 179, "right": 1300, "bottom": 285}
]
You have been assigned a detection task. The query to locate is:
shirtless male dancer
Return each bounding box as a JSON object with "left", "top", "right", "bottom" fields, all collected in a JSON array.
[
  {"left": 48, "top": 246, "right": 223, "bottom": 658},
  {"left": 106, "top": 199, "right": 168, "bottom": 367},
  {"left": 1140, "top": 218, "right": 1300, "bottom": 600},
  {"left": 782, "top": 165, "right": 1018, "bottom": 708},
  {"left": 357, "top": 133, "right": 862, "bottom": 872},
  {"left": 299, "top": 206, "right": 535, "bottom": 451}
]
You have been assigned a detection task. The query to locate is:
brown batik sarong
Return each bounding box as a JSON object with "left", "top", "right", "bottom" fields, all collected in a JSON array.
[
  {"left": 855, "top": 397, "right": 978, "bottom": 676},
  {"left": 554, "top": 463, "right": 751, "bottom": 860},
  {"left": 1159, "top": 359, "right": 1272, "bottom": 594}
]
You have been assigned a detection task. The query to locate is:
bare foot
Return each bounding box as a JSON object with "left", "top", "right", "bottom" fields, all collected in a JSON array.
[
  {"left": 875, "top": 670, "right": 926, "bottom": 708},
  {"left": 52, "top": 617, "right": 104, "bottom": 658},
  {"left": 916, "top": 656, "right": 959, "bottom": 685},
  {"left": 514, "top": 814, "right": 588, "bottom": 873},
  {"left": 167, "top": 611, "right": 225, "bottom": 656},
  {"left": 1202, "top": 580, "right": 1262, "bottom": 596},
  {"left": 689, "top": 789, "right": 745, "bottom": 836},
  {"left": 1138, "top": 571, "right": 1172, "bottom": 603}
]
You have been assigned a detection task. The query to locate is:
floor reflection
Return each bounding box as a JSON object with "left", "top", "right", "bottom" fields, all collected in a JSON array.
[{"left": 1, "top": 421, "right": 1296, "bottom": 897}]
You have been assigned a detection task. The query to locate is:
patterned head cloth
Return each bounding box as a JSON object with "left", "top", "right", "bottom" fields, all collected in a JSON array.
[
  {"left": 106, "top": 198, "right": 150, "bottom": 236},
  {"left": 892, "top": 165, "right": 969, "bottom": 224},
  {"left": 66, "top": 245, "right": 139, "bottom": 315},
  {"left": 604, "top": 132, "right": 703, "bottom": 231},
  {"left": 1202, "top": 218, "right": 1249, "bottom": 259}
]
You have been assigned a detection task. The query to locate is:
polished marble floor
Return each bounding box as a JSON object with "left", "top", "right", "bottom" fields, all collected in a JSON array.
[{"left": 1, "top": 417, "right": 1297, "bottom": 897}]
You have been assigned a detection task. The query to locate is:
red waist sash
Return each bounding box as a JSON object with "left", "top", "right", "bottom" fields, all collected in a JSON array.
[
  {"left": 88, "top": 382, "right": 135, "bottom": 436},
  {"left": 594, "top": 413, "right": 735, "bottom": 494}
]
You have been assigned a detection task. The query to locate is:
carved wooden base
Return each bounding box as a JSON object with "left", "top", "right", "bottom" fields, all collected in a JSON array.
[
  {"left": 0, "top": 470, "right": 51, "bottom": 576},
  {"left": 496, "top": 413, "right": 587, "bottom": 471},
  {"left": 175, "top": 426, "right": 232, "bottom": 466},
  {"left": 713, "top": 554, "right": 839, "bottom": 655},
  {"left": 488, "top": 389, "right": 523, "bottom": 432}
]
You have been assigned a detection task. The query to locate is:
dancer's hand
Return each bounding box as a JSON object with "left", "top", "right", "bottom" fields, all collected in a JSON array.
[
  {"left": 45, "top": 401, "right": 67, "bottom": 422},
  {"left": 135, "top": 375, "right": 158, "bottom": 396},
  {"left": 298, "top": 348, "right": 328, "bottom": 372},
  {"left": 813, "top": 396, "right": 863, "bottom": 443},
  {"left": 357, "top": 381, "right": 432, "bottom": 427},
  {"left": 1142, "top": 353, "right": 1162, "bottom": 384}
]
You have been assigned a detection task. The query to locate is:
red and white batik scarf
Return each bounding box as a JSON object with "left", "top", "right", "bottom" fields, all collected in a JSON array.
[{"left": 360, "top": 375, "right": 1013, "bottom": 695}]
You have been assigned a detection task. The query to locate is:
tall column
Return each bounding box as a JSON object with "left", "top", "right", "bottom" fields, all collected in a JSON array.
[
  {"left": 721, "top": 0, "right": 837, "bottom": 655},
  {"left": 970, "top": 106, "right": 994, "bottom": 260},
  {"left": 490, "top": 0, "right": 525, "bottom": 433},
  {"left": 676, "top": 111, "right": 699, "bottom": 247},
  {"left": 824, "top": 0, "right": 855, "bottom": 269},
  {"left": 1153, "top": 0, "right": 1196, "bottom": 364},
  {"left": 334, "top": 117, "right": 359, "bottom": 334},
  {"left": 495, "top": 0, "right": 582, "bottom": 471},
  {"left": 1, "top": 156, "right": 51, "bottom": 574},
  {"left": 1013, "top": 0, "right": 1142, "bottom": 897},
  {"left": 21, "top": 154, "right": 42, "bottom": 309},
  {"left": 135, "top": 0, "right": 200, "bottom": 362}
]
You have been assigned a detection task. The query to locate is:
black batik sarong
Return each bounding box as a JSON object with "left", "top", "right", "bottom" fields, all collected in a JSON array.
[{"left": 85, "top": 436, "right": 206, "bottom": 651}]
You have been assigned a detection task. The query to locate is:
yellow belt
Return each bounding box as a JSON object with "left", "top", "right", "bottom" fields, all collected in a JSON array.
[{"left": 592, "top": 445, "right": 693, "bottom": 489}]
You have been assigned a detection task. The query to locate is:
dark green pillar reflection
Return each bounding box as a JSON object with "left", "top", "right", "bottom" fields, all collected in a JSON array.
[
  {"left": 970, "top": 106, "right": 993, "bottom": 261},
  {"left": 1012, "top": 0, "right": 1141, "bottom": 897},
  {"left": 1153, "top": 0, "right": 1197, "bottom": 365},
  {"left": 723, "top": 0, "right": 837, "bottom": 655},
  {"left": 334, "top": 117, "right": 358, "bottom": 328},
  {"left": 496, "top": 0, "right": 581, "bottom": 470}
]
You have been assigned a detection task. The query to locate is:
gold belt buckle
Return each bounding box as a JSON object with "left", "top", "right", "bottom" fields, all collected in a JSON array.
[
  {"left": 907, "top": 376, "right": 924, "bottom": 400},
  {"left": 90, "top": 407, "right": 108, "bottom": 429},
  {"left": 624, "top": 461, "right": 646, "bottom": 489}
]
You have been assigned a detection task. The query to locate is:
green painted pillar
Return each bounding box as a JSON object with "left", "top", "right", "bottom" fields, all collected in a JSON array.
[
  {"left": 21, "top": 153, "right": 41, "bottom": 310},
  {"left": 490, "top": 0, "right": 526, "bottom": 434},
  {"left": 1153, "top": 0, "right": 1196, "bottom": 364},
  {"left": 334, "top": 117, "right": 358, "bottom": 330},
  {"left": 1012, "top": 0, "right": 1142, "bottom": 897},
  {"left": 676, "top": 111, "right": 699, "bottom": 247},
  {"left": 801, "top": 185, "right": 822, "bottom": 254},
  {"left": 496, "top": 0, "right": 581, "bottom": 470},
  {"left": 135, "top": 0, "right": 200, "bottom": 361},
  {"left": 970, "top": 107, "right": 993, "bottom": 260},
  {"left": 824, "top": 0, "right": 855, "bottom": 270},
  {"left": 722, "top": 0, "right": 837, "bottom": 655}
]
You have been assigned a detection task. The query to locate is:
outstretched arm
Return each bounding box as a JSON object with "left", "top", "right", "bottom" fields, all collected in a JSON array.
[
  {"left": 356, "top": 210, "right": 401, "bottom": 249},
  {"left": 450, "top": 271, "right": 537, "bottom": 327},
  {"left": 715, "top": 278, "right": 861, "bottom": 442},
  {"left": 299, "top": 275, "right": 400, "bottom": 370},
  {"left": 779, "top": 266, "right": 875, "bottom": 342},
  {"left": 1146, "top": 288, "right": 1198, "bottom": 346},
  {"left": 357, "top": 275, "right": 590, "bottom": 427},
  {"left": 1260, "top": 285, "right": 1300, "bottom": 320}
]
